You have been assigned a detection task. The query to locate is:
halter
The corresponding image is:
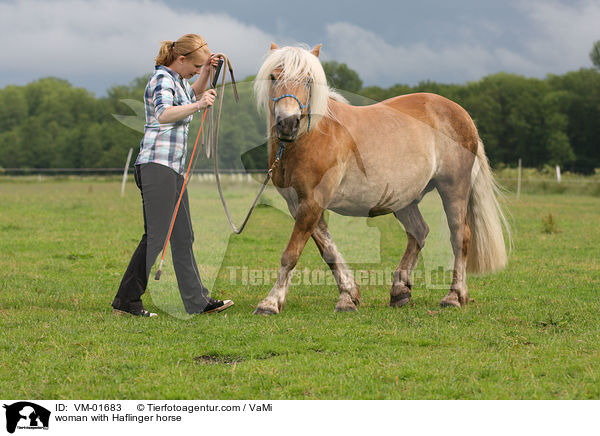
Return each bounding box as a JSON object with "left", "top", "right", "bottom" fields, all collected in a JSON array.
[{"left": 269, "top": 87, "right": 312, "bottom": 133}]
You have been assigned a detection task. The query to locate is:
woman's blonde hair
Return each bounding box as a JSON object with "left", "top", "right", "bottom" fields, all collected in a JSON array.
[{"left": 155, "top": 34, "right": 210, "bottom": 66}]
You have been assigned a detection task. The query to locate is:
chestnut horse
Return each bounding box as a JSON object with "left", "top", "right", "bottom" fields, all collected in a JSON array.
[{"left": 252, "top": 43, "right": 509, "bottom": 314}]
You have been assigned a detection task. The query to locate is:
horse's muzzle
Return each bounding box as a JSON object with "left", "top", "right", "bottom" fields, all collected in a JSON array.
[{"left": 276, "top": 114, "right": 300, "bottom": 142}]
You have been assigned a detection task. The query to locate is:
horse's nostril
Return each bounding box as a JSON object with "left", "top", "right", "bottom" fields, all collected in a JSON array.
[{"left": 276, "top": 115, "right": 300, "bottom": 135}]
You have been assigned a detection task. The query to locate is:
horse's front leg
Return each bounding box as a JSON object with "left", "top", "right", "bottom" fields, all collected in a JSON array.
[{"left": 254, "top": 199, "right": 323, "bottom": 315}]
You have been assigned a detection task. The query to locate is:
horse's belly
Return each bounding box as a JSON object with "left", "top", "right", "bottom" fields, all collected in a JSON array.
[
  {"left": 327, "top": 140, "right": 436, "bottom": 216},
  {"left": 328, "top": 177, "right": 420, "bottom": 216}
]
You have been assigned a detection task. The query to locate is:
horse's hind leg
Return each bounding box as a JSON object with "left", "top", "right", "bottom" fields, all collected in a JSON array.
[
  {"left": 391, "top": 205, "right": 429, "bottom": 307},
  {"left": 311, "top": 213, "right": 360, "bottom": 312},
  {"left": 437, "top": 181, "right": 471, "bottom": 308}
]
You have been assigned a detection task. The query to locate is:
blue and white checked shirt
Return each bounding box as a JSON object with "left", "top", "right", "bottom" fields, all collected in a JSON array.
[{"left": 135, "top": 65, "right": 197, "bottom": 174}]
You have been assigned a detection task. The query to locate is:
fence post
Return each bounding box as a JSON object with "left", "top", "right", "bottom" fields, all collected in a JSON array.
[
  {"left": 121, "top": 148, "right": 133, "bottom": 197},
  {"left": 556, "top": 165, "right": 561, "bottom": 183},
  {"left": 517, "top": 158, "right": 522, "bottom": 199}
]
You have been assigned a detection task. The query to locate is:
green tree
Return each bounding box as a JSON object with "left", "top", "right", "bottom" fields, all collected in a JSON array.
[
  {"left": 590, "top": 40, "right": 600, "bottom": 70},
  {"left": 1, "top": 59, "right": 598, "bottom": 173},
  {"left": 541, "top": 91, "right": 575, "bottom": 166},
  {"left": 547, "top": 69, "right": 600, "bottom": 173},
  {"left": 359, "top": 85, "right": 388, "bottom": 101},
  {"left": 0, "top": 86, "right": 28, "bottom": 132},
  {"left": 0, "top": 130, "right": 22, "bottom": 168},
  {"left": 322, "top": 61, "right": 363, "bottom": 92},
  {"left": 17, "top": 116, "right": 52, "bottom": 167}
]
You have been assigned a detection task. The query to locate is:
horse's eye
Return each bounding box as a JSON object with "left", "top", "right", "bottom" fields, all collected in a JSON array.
[{"left": 270, "top": 74, "right": 276, "bottom": 81}]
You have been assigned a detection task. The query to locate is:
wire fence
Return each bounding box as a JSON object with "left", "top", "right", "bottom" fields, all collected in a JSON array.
[
  {"left": 496, "top": 177, "right": 600, "bottom": 184},
  {"left": 0, "top": 168, "right": 268, "bottom": 175},
  {"left": 1, "top": 168, "right": 599, "bottom": 196}
]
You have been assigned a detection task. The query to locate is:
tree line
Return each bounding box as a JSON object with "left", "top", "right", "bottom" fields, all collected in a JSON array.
[{"left": 1, "top": 57, "right": 599, "bottom": 173}]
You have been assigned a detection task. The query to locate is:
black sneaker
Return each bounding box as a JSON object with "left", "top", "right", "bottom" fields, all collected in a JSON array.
[
  {"left": 197, "top": 297, "right": 234, "bottom": 314},
  {"left": 112, "top": 307, "right": 158, "bottom": 318}
]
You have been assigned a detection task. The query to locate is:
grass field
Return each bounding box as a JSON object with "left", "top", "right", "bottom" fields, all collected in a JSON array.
[{"left": 0, "top": 177, "right": 599, "bottom": 399}]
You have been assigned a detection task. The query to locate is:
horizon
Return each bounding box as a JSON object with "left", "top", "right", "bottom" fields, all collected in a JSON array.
[{"left": 2, "top": 63, "right": 597, "bottom": 99}]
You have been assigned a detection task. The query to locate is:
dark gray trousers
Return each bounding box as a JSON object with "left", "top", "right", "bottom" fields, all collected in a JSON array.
[{"left": 112, "top": 163, "right": 209, "bottom": 314}]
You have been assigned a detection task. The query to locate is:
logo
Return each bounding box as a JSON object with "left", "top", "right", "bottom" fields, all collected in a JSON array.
[{"left": 3, "top": 402, "right": 50, "bottom": 434}]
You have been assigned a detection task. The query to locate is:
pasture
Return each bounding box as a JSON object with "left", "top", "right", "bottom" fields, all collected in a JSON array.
[{"left": 0, "top": 177, "right": 599, "bottom": 399}]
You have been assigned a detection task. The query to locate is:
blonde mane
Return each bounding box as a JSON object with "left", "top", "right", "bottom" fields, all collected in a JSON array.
[{"left": 254, "top": 45, "right": 342, "bottom": 132}]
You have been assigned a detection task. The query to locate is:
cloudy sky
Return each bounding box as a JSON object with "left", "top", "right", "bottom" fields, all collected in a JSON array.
[{"left": 1, "top": 0, "right": 599, "bottom": 95}]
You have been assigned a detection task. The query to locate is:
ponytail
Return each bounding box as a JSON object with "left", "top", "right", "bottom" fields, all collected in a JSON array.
[{"left": 155, "top": 40, "right": 177, "bottom": 66}]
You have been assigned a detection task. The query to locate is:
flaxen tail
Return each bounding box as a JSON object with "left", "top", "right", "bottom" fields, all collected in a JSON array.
[{"left": 467, "top": 140, "right": 511, "bottom": 273}]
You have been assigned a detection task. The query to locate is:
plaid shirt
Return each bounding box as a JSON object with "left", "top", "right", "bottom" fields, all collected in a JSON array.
[{"left": 135, "top": 65, "right": 197, "bottom": 174}]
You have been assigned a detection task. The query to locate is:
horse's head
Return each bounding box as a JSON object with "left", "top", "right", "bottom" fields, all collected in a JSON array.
[{"left": 255, "top": 43, "right": 328, "bottom": 142}]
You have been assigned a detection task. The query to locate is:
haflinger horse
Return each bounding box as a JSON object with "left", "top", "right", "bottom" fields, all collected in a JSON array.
[{"left": 252, "top": 43, "right": 510, "bottom": 315}]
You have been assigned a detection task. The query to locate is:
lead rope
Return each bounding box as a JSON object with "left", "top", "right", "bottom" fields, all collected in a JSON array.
[
  {"left": 209, "top": 54, "right": 285, "bottom": 235},
  {"left": 157, "top": 54, "right": 284, "bottom": 280},
  {"left": 215, "top": 139, "right": 284, "bottom": 234}
]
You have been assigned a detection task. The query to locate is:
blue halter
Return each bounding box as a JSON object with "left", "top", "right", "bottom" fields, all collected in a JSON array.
[
  {"left": 269, "top": 89, "right": 312, "bottom": 133},
  {"left": 269, "top": 81, "right": 312, "bottom": 166}
]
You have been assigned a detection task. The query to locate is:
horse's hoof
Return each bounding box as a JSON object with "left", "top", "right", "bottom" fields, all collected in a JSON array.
[
  {"left": 335, "top": 293, "right": 358, "bottom": 312},
  {"left": 334, "top": 305, "right": 358, "bottom": 313},
  {"left": 350, "top": 287, "right": 361, "bottom": 307},
  {"left": 253, "top": 307, "right": 278, "bottom": 316},
  {"left": 390, "top": 295, "right": 411, "bottom": 307},
  {"left": 440, "top": 293, "right": 462, "bottom": 308},
  {"left": 390, "top": 283, "right": 411, "bottom": 308}
]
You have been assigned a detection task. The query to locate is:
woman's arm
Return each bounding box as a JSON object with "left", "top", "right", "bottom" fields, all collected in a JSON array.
[
  {"left": 157, "top": 90, "right": 216, "bottom": 124},
  {"left": 192, "top": 67, "right": 210, "bottom": 97}
]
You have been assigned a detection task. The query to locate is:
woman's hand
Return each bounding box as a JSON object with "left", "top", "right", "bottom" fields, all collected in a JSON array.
[
  {"left": 205, "top": 53, "right": 221, "bottom": 68},
  {"left": 197, "top": 89, "right": 216, "bottom": 109}
]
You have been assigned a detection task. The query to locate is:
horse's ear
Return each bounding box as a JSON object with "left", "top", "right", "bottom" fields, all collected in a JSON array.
[
  {"left": 270, "top": 42, "right": 279, "bottom": 50},
  {"left": 311, "top": 44, "right": 322, "bottom": 58}
]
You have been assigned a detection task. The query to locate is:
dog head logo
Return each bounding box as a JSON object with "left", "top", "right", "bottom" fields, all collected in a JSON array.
[{"left": 3, "top": 402, "right": 50, "bottom": 434}]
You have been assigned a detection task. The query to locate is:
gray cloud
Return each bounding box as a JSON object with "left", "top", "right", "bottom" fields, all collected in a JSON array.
[
  {"left": 322, "top": 0, "right": 600, "bottom": 85},
  {"left": 0, "top": 0, "right": 278, "bottom": 93},
  {"left": 514, "top": 0, "right": 600, "bottom": 74},
  {"left": 0, "top": 0, "right": 598, "bottom": 94},
  {"left": 323, "top": 22, "right": 494, "bottom": 84}
]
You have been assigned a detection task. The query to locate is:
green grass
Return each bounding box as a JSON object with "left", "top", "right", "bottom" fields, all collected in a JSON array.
[
  {"left": 495, "top": 166, "right": 600, "bottom": 196},
  {"left": 0, "top": 178, "right": 599, "bottom": 399}
]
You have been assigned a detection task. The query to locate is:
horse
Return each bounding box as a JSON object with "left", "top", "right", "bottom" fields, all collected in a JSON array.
[{"left": 252, "top": 43, "right": 510, "bottom": 314}]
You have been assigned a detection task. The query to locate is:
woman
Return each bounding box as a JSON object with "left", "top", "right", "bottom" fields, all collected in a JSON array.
[{"left": 112, "top": 34, "right": 233, "bottom": 317}]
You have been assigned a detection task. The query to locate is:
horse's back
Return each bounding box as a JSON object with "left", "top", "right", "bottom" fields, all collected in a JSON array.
[
  {"left": 328, "top": 92, "right": 479, "bottom": 155},
  {"left": 378, "top": 93, "right": 479, "bottom": 154}
]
